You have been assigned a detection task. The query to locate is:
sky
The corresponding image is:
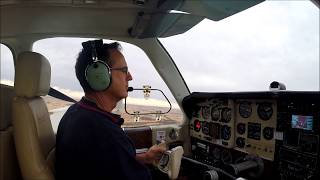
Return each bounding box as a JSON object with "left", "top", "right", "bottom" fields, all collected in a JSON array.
[{"left": 1, "top": 1, "right": 319, "bottom": 106}]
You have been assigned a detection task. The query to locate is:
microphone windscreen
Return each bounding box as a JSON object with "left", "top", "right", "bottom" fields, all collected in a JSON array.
[{"left": 127, "top": 87, "right": 134, "bottom": 92}]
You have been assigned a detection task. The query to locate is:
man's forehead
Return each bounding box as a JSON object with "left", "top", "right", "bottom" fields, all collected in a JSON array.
[{"left": 109, "top": 49, "right": 126, "bottom": 66}]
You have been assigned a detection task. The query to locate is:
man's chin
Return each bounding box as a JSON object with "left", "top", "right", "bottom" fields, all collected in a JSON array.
[{"left": 121, "top": 92, "right": 128, "bottom": 99}]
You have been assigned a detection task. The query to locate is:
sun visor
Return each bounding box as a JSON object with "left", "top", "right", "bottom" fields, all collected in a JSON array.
[
  {"left": 129, "top": 12, "right": 203, "bottom": 39},
  {"left": 179, "top": 0, "right": 265, "bottom": 21}
]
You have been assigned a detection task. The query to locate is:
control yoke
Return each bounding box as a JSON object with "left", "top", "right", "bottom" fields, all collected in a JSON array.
[{"left": 158, "top": 146, "right": 184, "bottom": 180}]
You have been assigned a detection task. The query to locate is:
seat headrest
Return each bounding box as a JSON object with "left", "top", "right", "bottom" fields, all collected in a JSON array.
[{"left": 14, "top": 52, "right": 51, "bottom": 97}]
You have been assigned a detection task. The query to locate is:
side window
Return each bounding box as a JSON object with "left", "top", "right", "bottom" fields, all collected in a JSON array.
[
  {"left": 0, "top": 44, "right": 15, "bottom": 86},
  {"left": 33, "top": 38, "right": 183, "bottom": 128},
  {"left": 33, "top": 38, "right": 83, "bottom": 113}
]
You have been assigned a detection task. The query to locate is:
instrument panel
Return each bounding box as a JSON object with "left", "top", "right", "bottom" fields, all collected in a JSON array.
[
  {"left": 182, "top": 91, "right": 320, "bottom": 180},
  {"left": 189, "top": 98, "right": 277, "bottom": 160}
]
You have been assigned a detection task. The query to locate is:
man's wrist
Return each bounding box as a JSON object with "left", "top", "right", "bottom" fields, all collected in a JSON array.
[{"left": 136, "top": 152, "right": 151, "bottom": 164}]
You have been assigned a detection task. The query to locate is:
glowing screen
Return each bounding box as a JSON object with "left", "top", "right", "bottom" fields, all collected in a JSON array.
[{"left": 291, "top": 115, "right": 313, "bottom": 131}]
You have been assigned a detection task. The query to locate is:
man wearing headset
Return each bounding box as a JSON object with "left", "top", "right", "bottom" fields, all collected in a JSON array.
[{"left": 55, "top": 40, "right": 165, "bottom": 180}]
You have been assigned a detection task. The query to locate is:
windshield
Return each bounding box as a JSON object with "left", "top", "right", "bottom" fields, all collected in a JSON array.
[{"left": 160, "top": 1, "right": 319, "bottom": 92}]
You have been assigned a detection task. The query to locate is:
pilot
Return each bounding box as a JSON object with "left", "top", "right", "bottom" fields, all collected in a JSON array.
[{"left": 55, "top": 40, "right": 165, "bottom": 180}]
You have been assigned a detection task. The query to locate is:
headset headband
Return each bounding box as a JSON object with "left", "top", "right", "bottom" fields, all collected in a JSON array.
[{"left": 81, "top": 39, "right": 104, "bottom": 62}]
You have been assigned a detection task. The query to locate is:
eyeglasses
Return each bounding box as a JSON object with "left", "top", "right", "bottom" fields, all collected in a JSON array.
[{"left": 110, "top": 66, "right": 129, "bottom": 74}]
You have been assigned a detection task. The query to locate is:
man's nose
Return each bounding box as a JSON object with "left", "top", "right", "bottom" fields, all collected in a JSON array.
[{"left": 127, "top": 71, "right": 133, "bottom": 81}]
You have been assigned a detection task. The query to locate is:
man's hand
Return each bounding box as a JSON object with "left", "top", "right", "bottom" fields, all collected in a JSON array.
[{"left": 136, "top": 142, "right": 166, "bottom": 165}]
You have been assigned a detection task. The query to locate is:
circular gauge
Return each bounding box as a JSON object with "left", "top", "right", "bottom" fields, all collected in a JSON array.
[
  {"left": 257, "top": 103, "right": 273, "bottom": 120},
  {"left": 202, "top": 122, "right": 210, "bottom": 135},
  {"left": 221, "top": 149, "right": 232, "bottom": 164},
  {"left": 211, "top": 107, "right": 220, "bottom": 121},
  {"left": 221, "top": 108, "right": 232, "bottom": 123},
  {"left": 201, "top": 106, "right": 211, "bottom": 119},
  {"left": 194, "top": 119, "right": 201, "bottom": 132},
  {"left": 221, "top": 125, "right": 231, "bottom": 140},
  {"left": 263, "top": 127, "right": 274, "bottom": 140},
  {"left": 237, "top": 123, "right": 246, "bottom": 135},
  {"left": 239, "top": 101, "right": 252, "bottom": 118},
  {"left": 236, "top": 137, "right": 246, "bottom": 148}
]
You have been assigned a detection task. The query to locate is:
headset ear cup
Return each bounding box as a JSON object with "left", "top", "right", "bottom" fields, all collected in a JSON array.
[{"left": 85, "top": 61, "right": 111, "bottom": 91}]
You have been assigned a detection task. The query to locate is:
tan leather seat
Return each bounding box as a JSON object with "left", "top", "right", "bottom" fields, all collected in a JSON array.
[
  {"left": 12, "top": 52, "right": 55, "bottom": 180},
  {"left": 0, "top": 84, "right": 22, "bottom": 180}
]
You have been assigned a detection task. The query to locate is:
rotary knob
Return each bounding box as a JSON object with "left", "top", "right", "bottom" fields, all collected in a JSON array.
[{"left": 236, "top": 137, "right": 246, "bottom": 148}]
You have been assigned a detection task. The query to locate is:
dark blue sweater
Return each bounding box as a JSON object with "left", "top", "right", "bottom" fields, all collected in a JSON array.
[{"left": 55, "top": 98, "right": 151, "bottom": 180}]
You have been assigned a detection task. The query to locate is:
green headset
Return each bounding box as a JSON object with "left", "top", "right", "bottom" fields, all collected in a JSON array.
[{"left": 83, "top": 40, "right": 112, "bottom": 91}]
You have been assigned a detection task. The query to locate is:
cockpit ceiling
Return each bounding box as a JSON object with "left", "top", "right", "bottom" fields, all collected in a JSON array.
[
  {"left": 1, "top": 6, "right": 138, "bottom": 38},
  {"left": 0, "top": 0, "right": 265, "bottom": 39}
]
